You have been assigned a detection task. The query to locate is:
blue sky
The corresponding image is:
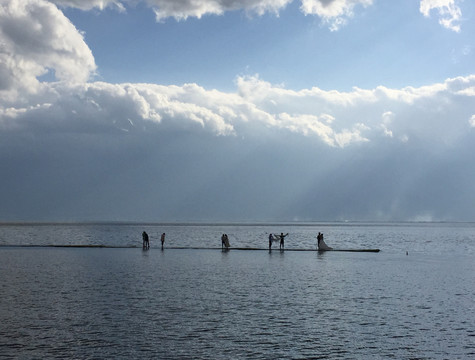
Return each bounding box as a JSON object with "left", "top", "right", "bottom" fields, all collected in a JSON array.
[
  {"left": 1, "top": 0, "right": 475, "bottom": 222},
  {"left": 63, "top": 0, "right": 475, "bottom": 90}
]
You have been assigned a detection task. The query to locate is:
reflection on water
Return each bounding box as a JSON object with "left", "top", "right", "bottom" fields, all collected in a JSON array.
[{"left": 1, "top": 243, "right": 474, "bottom": 359}]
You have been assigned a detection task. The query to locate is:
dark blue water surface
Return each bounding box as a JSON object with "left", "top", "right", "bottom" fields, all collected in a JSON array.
[{"left": 0, "top": 223, "right": 474, "bottom": 359}]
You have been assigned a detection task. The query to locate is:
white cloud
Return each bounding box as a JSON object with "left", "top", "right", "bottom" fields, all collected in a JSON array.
[
  {"left": 300, "top": 0, "right": 373, "bottom": 31},
  {"left": 0, "top": 0, "right": 96, "bottom": 103},
  {"left": 2, "top": 0, "right": 475, "bottom": 149},
  {"left": 470, "top": 114, "right": 475, "bottom": 127},
  {"left": 148, "top": 0, "right": 373, "bottom": 29},
  {"left": 274, "top": 112, "right": 368, "bottom": 147},
  {"left": 48, "top": 0, "right": 374, "bottom": 30},
  {"left": 1, "top": 0, "right": 474, "bottom": 146},
  {"left": 149, "top": 0, "right": 293, "bottom": 21},
  {"left": 2, "top": 73, "right": 475, "bottom": 151},
  {"left": 51, "top": 0, "right": 126, "bottom": 11},
  {"left": 151, "top": 0, "right": 374, "bottom": 26},
  {"left": 420, "top": 0, "right": 462, "bottom": 32},
  {"left": 381, "top": 111, "right": 394, "bottom": 137},
  {"left": 49, "top": 0, "right": 294, "bottom": 20},
  {"left": 46, "top": 0, "right": 467, "bottom": 33}
]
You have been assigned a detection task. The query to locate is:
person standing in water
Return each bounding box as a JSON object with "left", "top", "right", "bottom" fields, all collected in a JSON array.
[
  {"left": 224, "top": 234, "right": 230, "bottom": 249},
  {"left": 268, "top": 233, "right": 274, "bottom": 250},
  {"left": 161, "top": 233, "right": 166, "bottom": 250},
  {"left": 142, "top": 231, "right": 149, "bottom": 250},
  {"left": 278, "top": 233, "right": 288, "bottom": 250}
]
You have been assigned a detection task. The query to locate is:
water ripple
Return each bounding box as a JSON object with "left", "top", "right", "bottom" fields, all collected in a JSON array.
[{"left": 1, "top": 225, "right": 474, "bottom": 359}]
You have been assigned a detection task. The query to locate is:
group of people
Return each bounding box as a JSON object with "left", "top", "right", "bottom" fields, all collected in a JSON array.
[
  {"left": 269, "top": 232, "right": 289, "bottom": 250},
  {"left": 142, "top": 231, "right": 166, "bottom": 250},
  {"left": 142, "top": 231, "right": 326, "bottom": 250}
]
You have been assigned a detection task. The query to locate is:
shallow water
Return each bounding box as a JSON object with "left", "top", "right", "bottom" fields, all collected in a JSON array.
[
  {"left": 1, "top": 222, "right": 474, "bottom": 255},
  {"left": 0, "top": 223, "right": 474, "bottom": 359}
]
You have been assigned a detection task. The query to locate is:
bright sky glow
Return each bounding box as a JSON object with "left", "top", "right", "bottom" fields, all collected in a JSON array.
[{"left": 1, "top": 0, "right": 475, "bottom": 222}]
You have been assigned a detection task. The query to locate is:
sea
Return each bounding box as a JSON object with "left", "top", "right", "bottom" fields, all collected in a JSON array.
[{"left": 0, "top": 222, "right": 474, "bottom": 359}]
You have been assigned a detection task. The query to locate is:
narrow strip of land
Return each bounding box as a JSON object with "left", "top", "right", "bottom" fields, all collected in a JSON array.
[{"left": 0, "top": 245, "right": 380, "bottom": 252}]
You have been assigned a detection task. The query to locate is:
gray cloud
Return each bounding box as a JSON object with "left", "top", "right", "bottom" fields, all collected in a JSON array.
[
  {"left": 2, "top": 73, "right": 475, "bottom": 221},
  {"left": 1, "top": 0, "right": 475, "bottom": 222}
]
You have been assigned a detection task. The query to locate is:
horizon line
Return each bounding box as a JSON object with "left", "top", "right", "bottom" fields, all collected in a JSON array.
[{"left": 1, "top": 220, "right": 474, "bottom": 226}]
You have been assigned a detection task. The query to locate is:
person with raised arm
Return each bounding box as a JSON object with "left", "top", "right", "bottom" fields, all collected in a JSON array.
[{"left": 278, "top": 232, "right": 288, "bottom": 250}]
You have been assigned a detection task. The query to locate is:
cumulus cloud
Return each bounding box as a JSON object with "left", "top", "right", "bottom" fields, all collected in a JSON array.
[
  {"left": 381, "top": 111, "right": 394, "bottom": 137},
  {"left": 149, "top": 0, "right": 293, "bottom": 21},
  {"left": 0, "top": 0, "right": 96, "bottom": 103},
  {"left": 300, "top": 0, "right": 373, "bottom": 31},
  {"left": 0, "top": 0, "right": 474, "bottom": 146},
  {"left": 470, "top": 114, "right": 475, "bottom": 127},
  {"left": 2, "top": 0, "right": 475, "bottom": 222},
  {"left": 420, "top": 0, "right": 462, "bottom": 32},
  {"left": 2, "top": 72, "right": 475, "bottom": 150},
  {"left": 48, "top": 0, "right": 467, "bottom": 32},
  {"left": 49, "top": 0, "right": 294, "bottom": 20},
  {"left": 51, "top": 0, "right": 126, "bottom": 11},
  {"left": 48, "top": 0, "right": 374, "bottom": 29}
]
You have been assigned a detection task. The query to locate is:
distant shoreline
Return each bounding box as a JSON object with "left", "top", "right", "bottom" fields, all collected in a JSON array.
[{"left": 1, "top": 221, "right": 474, "bottom": 227}]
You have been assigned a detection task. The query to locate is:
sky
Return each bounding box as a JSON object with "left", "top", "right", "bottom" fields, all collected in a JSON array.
[{"left": 1, "top": 0, "right": 475, "bottom": 222}]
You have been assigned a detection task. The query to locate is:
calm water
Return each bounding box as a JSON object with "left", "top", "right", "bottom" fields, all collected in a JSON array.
[{"left": 0, "top": 223, "right": 474, "bottom": 359}]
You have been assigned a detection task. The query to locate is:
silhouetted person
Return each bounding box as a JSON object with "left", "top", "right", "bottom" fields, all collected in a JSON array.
[
  {"left": 161, "top": 233, "right": 165, "bottom": 250},
  {"left": 278, "top": 233, "right": 288, "bottom": 250},
  {"left": 317, "top": 233, "right": 332, "bottom": 250},
  {"left": 224, "top": 234, "right": 230, "bottom": 249},
  {"left": 269, "top": 233, "right": 274, "bottom": 250},
  {"left": 221, "top": 234, "right": 226, "bottom": 249},
  {"left": 317, "top": 232, "right": 323, "bottom": 248},
  {"left": 142, "top": 231, "right": 149, "bottom": 250}
]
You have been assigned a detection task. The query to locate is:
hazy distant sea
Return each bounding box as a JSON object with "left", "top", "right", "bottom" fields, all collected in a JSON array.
[{"left": 1, "top": 222, "right": 474, "bottom": 359}]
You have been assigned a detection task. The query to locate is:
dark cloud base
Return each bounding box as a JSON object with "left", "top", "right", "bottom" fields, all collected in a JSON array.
[{"left": 2, "top": 129, "right": 474, "bottom": 222}]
